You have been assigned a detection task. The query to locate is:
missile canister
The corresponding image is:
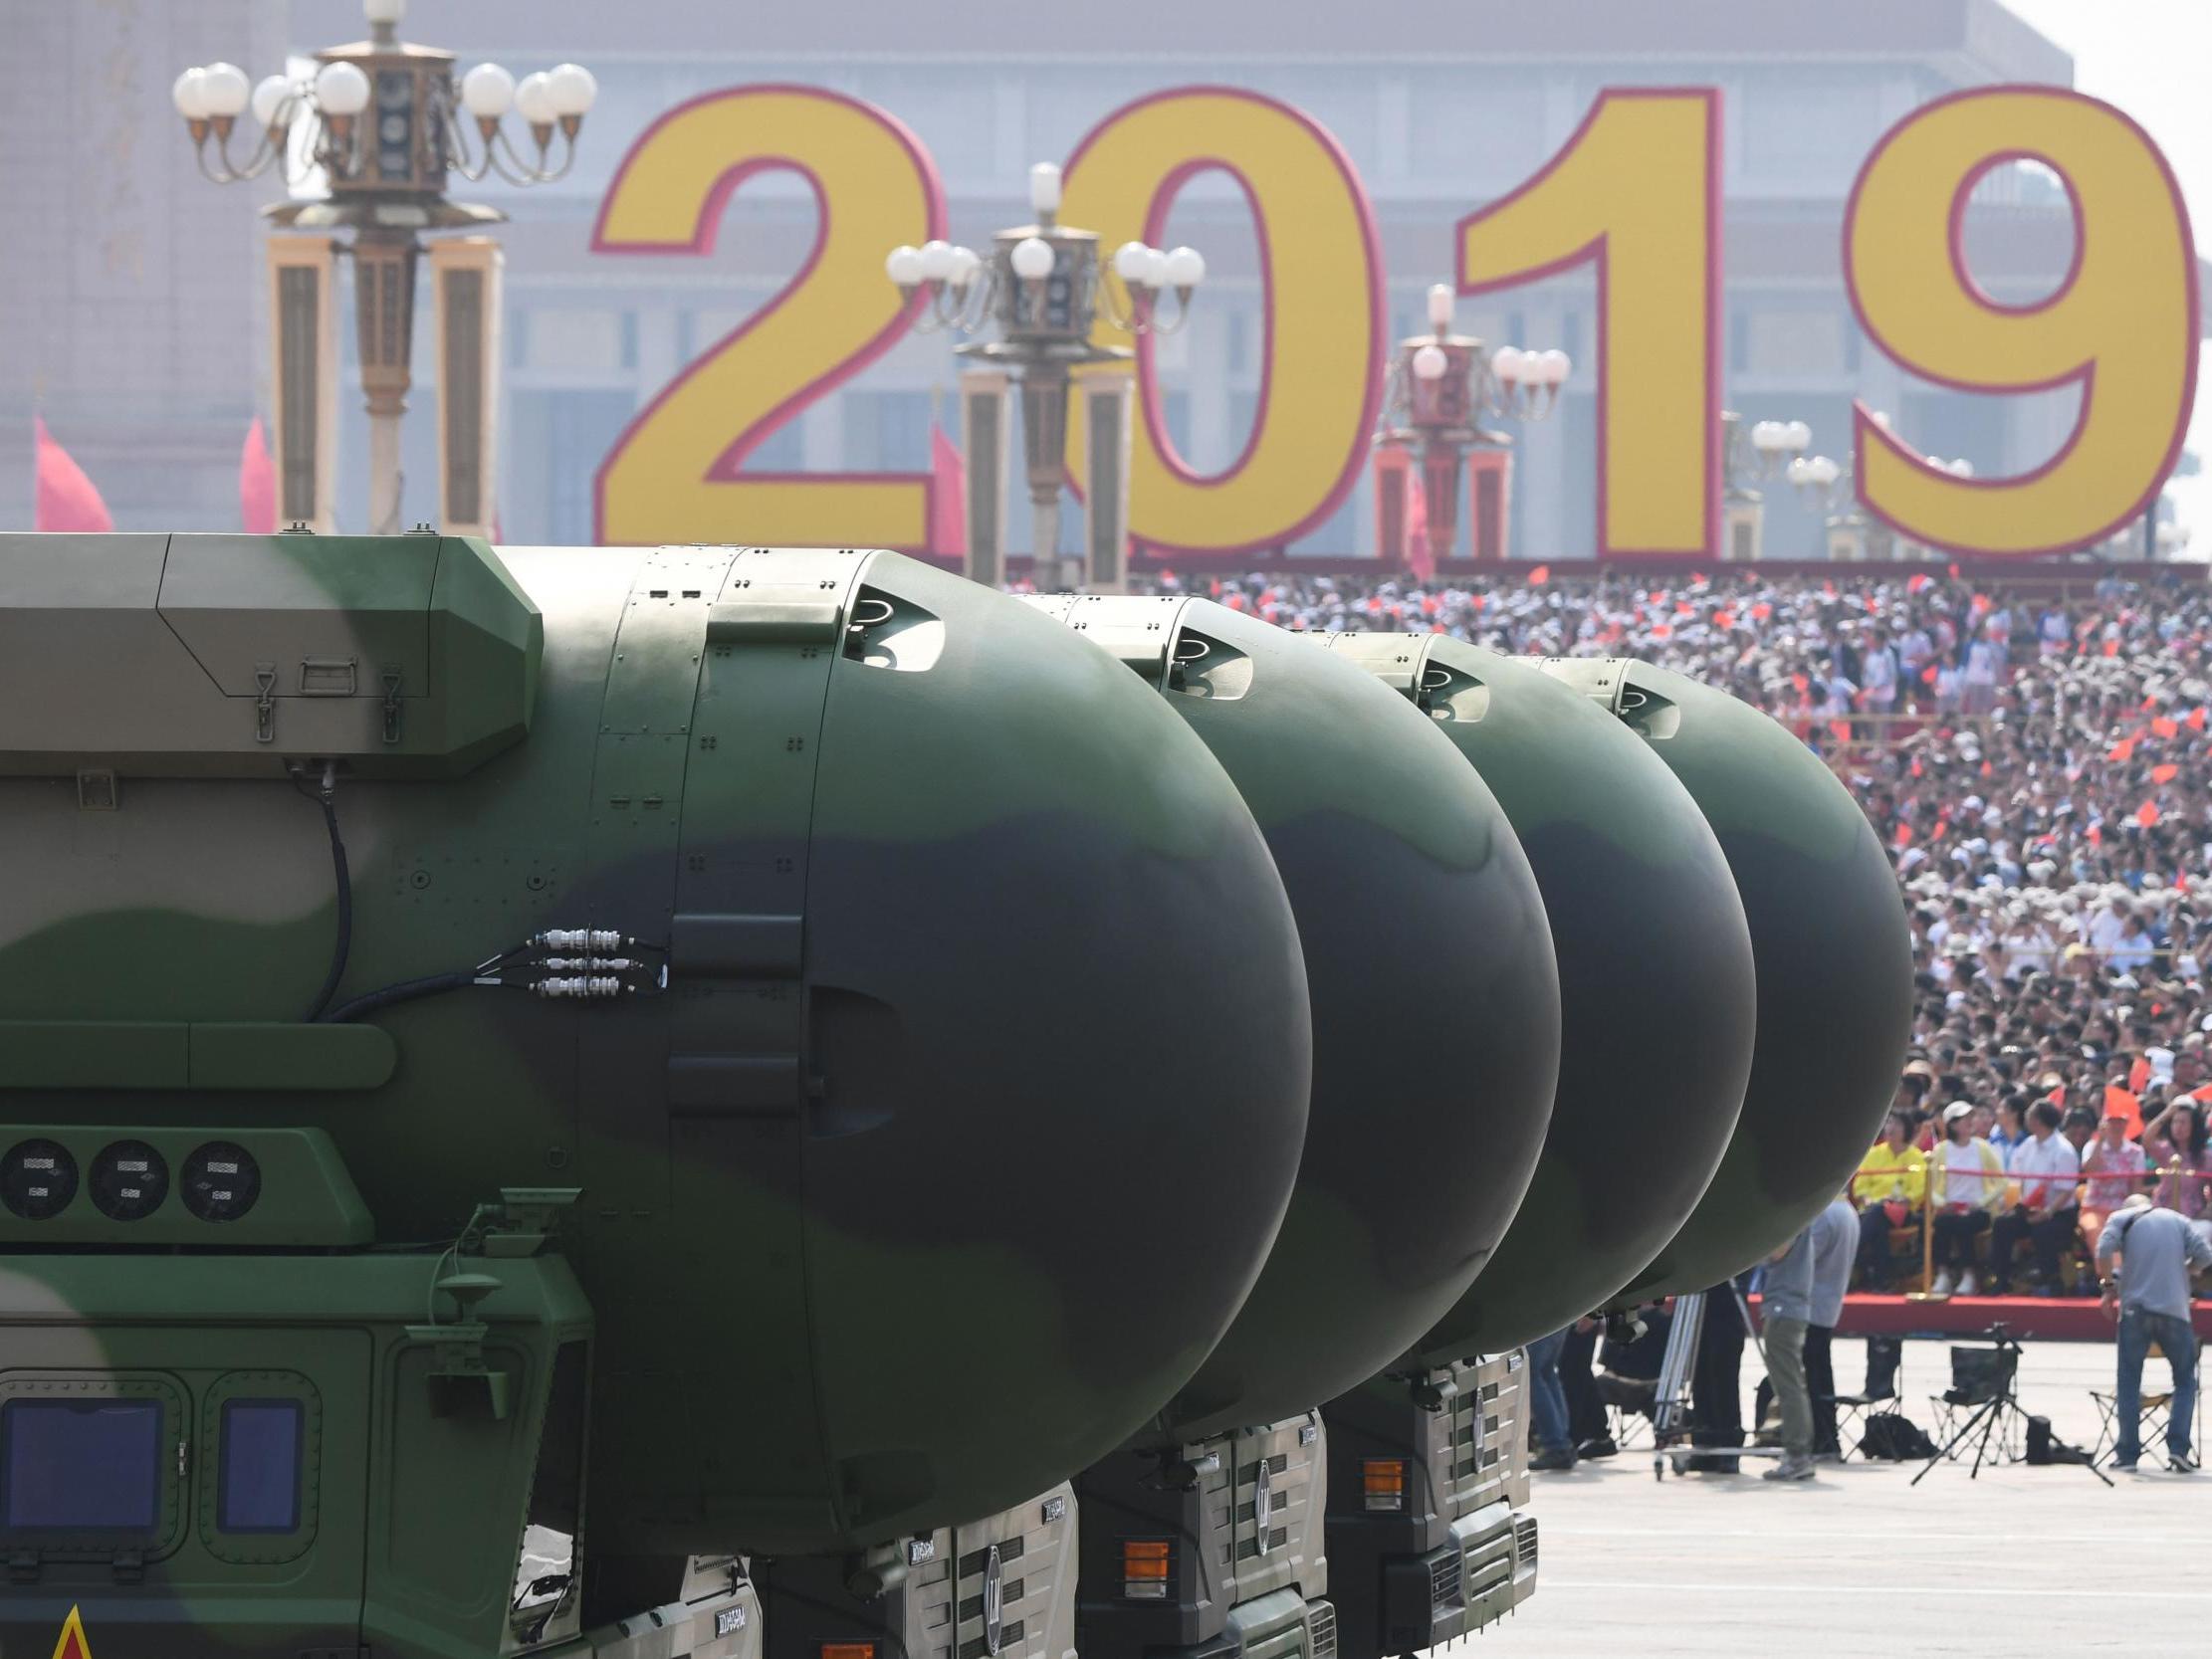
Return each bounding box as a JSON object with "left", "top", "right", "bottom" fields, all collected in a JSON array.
[
  {"left": 1321, "top": 636, "right": 1756, "bottom": 1355},
  {"left": 0, "top": 534, "right": 1315, "bottom": 1561},
  {"left": 1031, "top": 596, "right": 1561, "bottom": 1438},
  {"left": 1541, "top": 657, "right": 1913, "bottom": 1295}
]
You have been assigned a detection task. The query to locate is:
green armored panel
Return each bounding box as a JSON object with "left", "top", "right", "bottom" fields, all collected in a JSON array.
[
  {"left": 0, "top": 531, "right": 539, "bottom": 778},
  {"left": 1323, "top": 637, "right": 1755, "bottom": 1358},
  {"left": 1034, "top": 596, "right": 1561, "bottom": 1441},
  {"left": 1541, "top": 658, "right": 1914, "bottom": 1294},
  {"left": 0, "top": 1249, "right": 589, "bottom": 1659},
  {"left": 0, "top": 544, "right": 1312, "bottom": 1565}
]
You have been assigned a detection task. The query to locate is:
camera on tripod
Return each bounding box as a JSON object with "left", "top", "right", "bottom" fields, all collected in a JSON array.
[{"left": 1912, "top": 1320, "right": 2109, "bottom": 1487}]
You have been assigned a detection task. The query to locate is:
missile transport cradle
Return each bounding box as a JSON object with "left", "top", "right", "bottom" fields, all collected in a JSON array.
[{"left": 0, "top": 534, "right": 1911, "bottom": 1659}]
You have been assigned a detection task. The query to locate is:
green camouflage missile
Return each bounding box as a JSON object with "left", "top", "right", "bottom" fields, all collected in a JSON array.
[
  {"left": 0, "top": 533, "right": 1314, "bottom": 1592},
  {"left": 1541, "top": 657, "right": 1913, "bottom": 1295},
  {"left": 1030, "top": 596, "right": 1561, "bottom": 1438},
  {"left": 1321, "top": 635, "right": 1755, "bottom": 1355}
]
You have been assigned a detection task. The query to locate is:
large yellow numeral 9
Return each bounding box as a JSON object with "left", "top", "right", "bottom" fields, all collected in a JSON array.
[
  {"left": 1846, "top": 88, "right": 2198, "bottom": 555},
  {"left": 592, "top": 86, "right": 944, "bottom": 548},
  {"left": 1457, "top": 91, "right": 1721, "bottom": 559},
  {"left": 1059, "top": 88, "right": 1385, "bottom": 556}
]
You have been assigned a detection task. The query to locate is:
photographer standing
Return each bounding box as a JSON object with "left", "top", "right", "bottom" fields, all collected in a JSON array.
[{"left": 2097, "top": 1195, "right": 2212, "bottom": 1473}]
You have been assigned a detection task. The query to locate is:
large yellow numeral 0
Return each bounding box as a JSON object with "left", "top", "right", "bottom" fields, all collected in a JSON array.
[
  {"left": 1456, "top": 91, "right": 1721, "bottom": 559},
  {"left": 1059, "top": 88, "right": 1385, "bottom": 556},
  {"left": 1845, "top": 89, "right": 2198, "bottom": 556},
  {"left": 592, "top": 86, "right": 945, "bottom": 548}
]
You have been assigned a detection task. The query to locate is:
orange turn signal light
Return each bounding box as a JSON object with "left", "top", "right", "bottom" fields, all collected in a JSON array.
[
  {"left": 1362, "top": 1457, "right": 1407, "bottom": 1512},
  {"left": 1122, "top": 1538, "right": 1171, "bottom": 1598}
]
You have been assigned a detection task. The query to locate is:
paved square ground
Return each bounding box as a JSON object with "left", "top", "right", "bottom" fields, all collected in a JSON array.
[{"left": 1492, "top": 1336, "right": 2207, "bottom": 1656}]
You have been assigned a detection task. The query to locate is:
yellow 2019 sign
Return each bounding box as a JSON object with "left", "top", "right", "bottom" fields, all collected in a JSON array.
[{"left": 595, "top": 82, "right": 2198, "bottom": 562}]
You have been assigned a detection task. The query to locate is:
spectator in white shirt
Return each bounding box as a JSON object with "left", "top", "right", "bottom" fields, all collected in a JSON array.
[
  {"left": 1929, "top": 1102, "right": 2007, "bottom": 1296},
  {"left": 1990, "top": 1100, "right": 2084, "bottom": 1295}
]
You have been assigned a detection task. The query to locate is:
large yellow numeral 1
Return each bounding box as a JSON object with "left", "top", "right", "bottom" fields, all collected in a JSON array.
[
  {"left": 1845, "top": 88, "right": 2198, "bottom": 556},
  {"left": 592, "top": 86, "right": 944, "bottom": 548},
  {"left": 1456, "top": 90, "right": 1720, "bottom": 559}
]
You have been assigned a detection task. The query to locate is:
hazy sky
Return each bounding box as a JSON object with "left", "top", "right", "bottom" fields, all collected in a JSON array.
[{"left": 2001, "top": 0, "right": 2209, "bottom": 545}]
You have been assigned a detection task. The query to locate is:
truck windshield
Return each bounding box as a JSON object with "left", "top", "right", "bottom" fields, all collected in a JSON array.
[
  {"left": 218, "top": 1399, "right": 304, "bottom": 1533},
  {"left": 2, "top": 1399, "right": 161, "bottom": 1532}
]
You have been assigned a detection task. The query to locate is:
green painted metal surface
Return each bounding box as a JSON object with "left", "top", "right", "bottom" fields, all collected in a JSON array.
[
  {"left": 1323, "top": 636, "right": 1755, "bottom": 1356},
  {"left": 1033, "top": 597, "right": 1561, "bottom": 1440},
  {"left": 0, "top": 540, "right": 1313, "bottom": 1585},
  {"left": 1541, "top": 657, "right": 1914, "bottom": 1295}
]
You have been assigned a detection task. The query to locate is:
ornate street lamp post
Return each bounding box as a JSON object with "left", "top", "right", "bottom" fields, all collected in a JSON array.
[
  {"left": 1786, "top": 414, "right": 1964, "bottom": 560},
  {"left": 171, "top": 0, "right": 594, "bottom": 534},
  {"left": 1374, "top": 285, "right": 1567, "bottom": 565},
  {"left": 1716, "top": 414, "right": 1811, "bottom": 561},
  {"left": 888, "top": 163, "right": 1204, "bottom": 590}
]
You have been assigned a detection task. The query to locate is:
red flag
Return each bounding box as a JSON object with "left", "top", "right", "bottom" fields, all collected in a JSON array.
[
  {"left": 2137, "top": 800, "right": 2160, "bottom": 828},
  {"left": 1829, "top": 719, "right": 1852, "bottom": 741},
  {"left": 240, "top": 416, "right": 276, "bottom": 533},
  {"left": 1894, "top": 822, "right": 1914, "bottom": 848},
  {"left": 2151, "top": 763, "right": 2180, "bottom": 783},
  {"left": 2152, "top": 716, "right": 2180, "bottom": 739},
  {"left": 2190, "top": 707, "right": 2209, "bottom": 731},
  {"left": 1920, "top": 665, "right": 1938, "bottom": 685},
  {"left": 1405, "top": 468, "right": 1434, "bottom": 582},
  {"left": 1527, "top": 563, "right": 1550, "bottom": 585},
  {"left": 928, "top": 423, "right": 967, "bottom": 558},
  {"left": 1750, "top": 602, "right": 1772, "bottom": 622},
  {"left": 33, "top": 415, "right": 112, "bottom": 531},
  {"left": 2109, "top": 738, "right": 2136, "bottom": 762},
  {"left": 1906, "top": 572, "right": 1930, "bottom": 593}
]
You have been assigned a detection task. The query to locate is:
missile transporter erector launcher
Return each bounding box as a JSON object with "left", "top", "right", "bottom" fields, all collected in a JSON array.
[
  {"left": 1537, "top": 658, "right": 1915, "bottom": 1300},
  {"left": 0, "top": 532, "right": 1914, "bottom": 1659},
  {"left": 0, "top": 533, "right": 1317, "bottom": 1658},
  {"left": 1023, "top": 597, "right": 1563, "bottom": 1659},
  {"left": 1313, "top": 637, "right": 1757, "bottom": 1659}
]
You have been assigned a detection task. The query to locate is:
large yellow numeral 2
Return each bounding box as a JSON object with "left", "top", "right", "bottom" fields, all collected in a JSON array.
[{"left": 593, "top": 86, "right": 945, "bottom": 548}]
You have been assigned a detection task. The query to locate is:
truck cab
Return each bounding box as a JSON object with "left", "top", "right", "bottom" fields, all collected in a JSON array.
[
  {"left": 0, "top": 1132, "right": 759, "bottom": 1659},
  {"left": 1321, "top": 1356, "right": 1537, "bottom": 1659},
  {"left": 1074, "top": 1411, "right": 1334, "bottom": 1659}
]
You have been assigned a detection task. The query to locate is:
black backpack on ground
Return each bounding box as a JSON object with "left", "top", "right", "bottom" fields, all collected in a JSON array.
[{"left": 1859, "top": 1410, "right": 1938, "bottom": 1460}]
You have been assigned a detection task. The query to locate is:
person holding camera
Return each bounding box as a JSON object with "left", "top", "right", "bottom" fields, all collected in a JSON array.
[{"left": 2097, "top": 1194, "right": 2212, "bottom": 1473}]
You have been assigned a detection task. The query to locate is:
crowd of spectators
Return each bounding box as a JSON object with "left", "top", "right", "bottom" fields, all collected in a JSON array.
[{"left": 1143, "top": 562, "right": 2212, "bottom": 1293}]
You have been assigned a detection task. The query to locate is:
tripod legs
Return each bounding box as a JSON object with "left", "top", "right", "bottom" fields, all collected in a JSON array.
[{"left": 1910, "top": 1393, "right": 2113, "bottom": 1488}]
